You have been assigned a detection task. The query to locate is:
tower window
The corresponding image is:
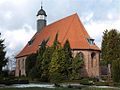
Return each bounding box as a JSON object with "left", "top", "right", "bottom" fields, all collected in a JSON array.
[{"left": 37, "top": 15, "right": 46, "bottom": 20}]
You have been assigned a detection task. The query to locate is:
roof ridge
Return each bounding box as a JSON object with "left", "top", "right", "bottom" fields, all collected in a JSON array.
[
  {"left": 46, "top": 13, "right": 77, "bottom": 27},
  {"left": 61, "top": 14, "right": 76, "bottom": 44}
]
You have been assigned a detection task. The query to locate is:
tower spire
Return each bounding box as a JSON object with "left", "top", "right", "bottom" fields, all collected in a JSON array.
[
  {"left": 41, "top": 1, "right": 43, "bottom": 9},
  {"left": 37, "top": 0, "right": 47, "bottom": 32}
]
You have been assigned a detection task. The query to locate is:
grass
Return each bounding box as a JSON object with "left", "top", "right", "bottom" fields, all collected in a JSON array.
[
  {"left": 81, "top": 87, "right": 119, "bottom": 90},
  {"left": 0, "top": 87, "right": 119, "bottom": 90},
  {"left": 0, "top": 87, "right": 77, "bottom": 90}
]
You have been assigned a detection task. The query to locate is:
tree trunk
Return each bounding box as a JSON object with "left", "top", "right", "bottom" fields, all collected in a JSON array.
[{"left": 108, "top": 64, "right": 111, "bottom": 81}]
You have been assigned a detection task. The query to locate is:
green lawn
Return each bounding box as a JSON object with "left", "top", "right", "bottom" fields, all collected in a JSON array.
[
  {"left": 81, "top": 87, "right": 119, "bottom": 90},
  {"left": 0, "top": 87, "right": 76, "bottom": 90},
  {"left": 0, "top": 87, "right": 119, "bottom": 90}
]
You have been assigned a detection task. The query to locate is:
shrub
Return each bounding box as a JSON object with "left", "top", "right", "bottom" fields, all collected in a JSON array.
[
  {"left": 68, "top": 85, "right": 73, "bottom": 88},
  {"left": 113, "top": 82, "right": 120, "bottom": 87},
  {"left": 54, "top": 83, "right": 60, "bottom": 87},
  {"left": 112, "top": 59, "right": 120, "bottom": 83},
  {"left": 89, "top": 77, "right": 99, "bottom": 82},
  {"left": 50, "top": 72, "right": 64, "bottom": 83},
  {"left": 101, "top": 75, "right": 108, "bottom": 81},
  {"left": 80, "top": 78, "right": 92, "bottom": 85},
  {"left": 0, "top": 77, "right": 29, "bottom": 85},
  {"left": 28, "top": 67, "right": 39, "bottom": 80},
  {"left": 95, "top": 82, "right": 109, "bottom": 86},
  {"left": 2, "top": 70, "right": 9, "bottom": 77}
]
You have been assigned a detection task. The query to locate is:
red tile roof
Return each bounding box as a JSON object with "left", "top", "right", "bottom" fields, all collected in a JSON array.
[{"left": 16, "top": 13, "right": 100, "bottom": 58}]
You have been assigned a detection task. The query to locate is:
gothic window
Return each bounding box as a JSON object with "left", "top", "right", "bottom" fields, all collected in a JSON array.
[
  {"left": 17, "top": 60, "right": 20, "bottom": 69},
  {"left": 78, "top": 52, "right": 84, "bottom": 60},
  {"left": 91, "top": 52, "right": 96, "bottom": 67},
  {"left": 74, "top": 52, "right": 84, "bottom": 64},
  {"left": 17, "top": 60, "right": 21, "bottom": 76},
  {"left": 74, "top": 52, "right": 84, "bottom": 73},
  {"left": 91, "top": 52, "right": 96, "bottom": 59},
  {"left": 22, "top": 59, "right": 25, "bottom": 69},
  {"left": 19, "top": 70, "right": 21, "bottom": 76}
]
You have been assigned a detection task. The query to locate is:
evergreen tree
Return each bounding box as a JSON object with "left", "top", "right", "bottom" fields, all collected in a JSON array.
[
  {"left": 0, "top": 34, "right": 7, "bottom": 75},
  {"left": 101, "top": 29, "right": 120, "bottom": 81},
  {"left": 107, "top": 29, "right": 119, "bottom": 64},
  {"left": 53, "top": 33, "right": 60, "bottom": 49},
  {"left": 101, "top": 29, "right": 120, "bottom": 64},
  {"left": 111, "top": 32, "right": 120, "bottom": 82},
  {"left": 49, "top": 47, "right": 67, "bottom": 83},
  {"left": 40, "top": 46, "right": 54, "bottom": 82},
  {"left": 49, "top": 34, "right": 73, "bottom": 82},
  {"left": 36, "top": 39, "right": 48, "bottom": 78},
  {"left": 63, "top": 40, "right": 73, "bottom": 79},
  {"left": 28, "top": 66, "right": 39, "bottom": 80},
  {"left": 101, "top": 30, "right": 108, "bottom": 64},
  {"left": 64, "top": 40, "right": 72, "bottom": 58},
  {"left": 107, "top": 30, "right": 119, "bottom": 79},
  {"left": 112, "top": 59, "right": 120, "bottom": 82},
  {"left": 72, "top": 53, "right": 83, "bottom": 80},
  {"left": 25, "top": 53, "right": 37, "bottom": 76},
  {"left": 37, "top": 39, "right": 48, "bottom": 63}
]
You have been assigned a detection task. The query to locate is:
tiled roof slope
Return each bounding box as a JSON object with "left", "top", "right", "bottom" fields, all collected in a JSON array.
[{"left": 16, "top": 13, "right": 100, "bottom": 58}]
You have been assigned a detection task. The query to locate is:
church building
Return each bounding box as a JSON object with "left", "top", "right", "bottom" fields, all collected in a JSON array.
[{"left": 15, "top": 6, "right": 100, "bottom": 77}]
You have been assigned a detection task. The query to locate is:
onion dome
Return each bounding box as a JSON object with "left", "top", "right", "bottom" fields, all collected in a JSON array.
[{"left": 37, "top": 6, "right": 47, "bottom": 16}]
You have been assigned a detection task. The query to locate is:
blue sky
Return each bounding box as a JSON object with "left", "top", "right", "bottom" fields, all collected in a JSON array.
[{"left": 0, "top": 0, "right": 120, "bottom": 57}]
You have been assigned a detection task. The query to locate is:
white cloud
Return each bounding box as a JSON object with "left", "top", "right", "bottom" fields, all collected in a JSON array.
[
  {"left": 0, "top": 0, "right": 26, "bottom": 5},
  {"left": 85, "top": 19, "right": 120, "bottom": 48},
  {"left": 85, "top": 12, "right": 94, "bottom": 22},
  {"left": 107, "top": 13, "right": 113, "bottom": 20},
  {"left": 0, "top": 0, "right": 7, "bottom": 4},
  {"left": 0, "top": 25, "right": 35, "bottom": 57},
  {"left": 0, "top": 0, "right": 120, "bottom": 57},
  {"left": 4, "top": 11, "right": 13, "bottom": 20}
]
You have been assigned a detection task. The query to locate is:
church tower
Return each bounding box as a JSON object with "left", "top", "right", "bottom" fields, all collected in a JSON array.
[{"left": 36, "top": 5, "right": 47, "bottom": 32}]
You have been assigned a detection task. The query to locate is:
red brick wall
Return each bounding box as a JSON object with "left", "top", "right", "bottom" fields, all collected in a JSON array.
[
  {"left": 15, "top": 57, "right": 26, "bottom": 77},
  {"left": 72, "top": 50, "right": 100, "bottom": 77},
  {"left": 15, "top": 50, "right": 100, "bottom": 77}
]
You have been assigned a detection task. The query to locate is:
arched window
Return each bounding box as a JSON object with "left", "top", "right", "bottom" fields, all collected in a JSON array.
[
  {"left": 21, "top": 59, "right": 25, "bottom": 70},
  {"left": 17, "top": 60, "right": 20, "bottom": 69},
  {"left": 78, "top": 52, "right": 84, "bottom": 60},
  {"left": 73, "top": 52, "right": 84, "bottom": 75},
  {"left": 91, "top": 52, "right": 96, "bottom": 67},
  {"left": 91, "top": 52, "right": 96, "bottom": 59},
  {"left": 17, "top": 60, "right": 21, "bottom": 76}
]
